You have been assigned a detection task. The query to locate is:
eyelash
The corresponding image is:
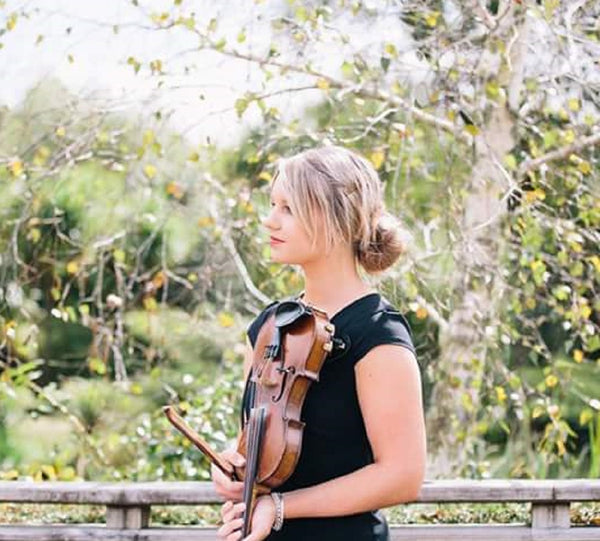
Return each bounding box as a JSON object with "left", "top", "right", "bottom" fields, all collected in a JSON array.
[{"left": 270, "top": 202, "right": 291, "bottom": 213}]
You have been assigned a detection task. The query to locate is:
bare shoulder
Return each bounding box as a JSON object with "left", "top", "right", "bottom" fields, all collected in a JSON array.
[{"left": 354, "top": 343, "right": 421, "bottom": 383}]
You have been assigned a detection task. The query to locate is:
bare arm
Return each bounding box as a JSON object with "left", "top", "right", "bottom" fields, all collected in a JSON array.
[{"left": 282, "top": 344, "right": 427, "bottom": 519}]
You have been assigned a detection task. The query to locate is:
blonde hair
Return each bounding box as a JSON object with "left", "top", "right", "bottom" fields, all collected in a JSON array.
[{"left": 274, "top": 145, "right": 408, "bottom": 274}]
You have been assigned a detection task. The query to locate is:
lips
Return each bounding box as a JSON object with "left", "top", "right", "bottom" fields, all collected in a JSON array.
[{"left": 270, "top": 236, "right": 285, "bottom": 244}]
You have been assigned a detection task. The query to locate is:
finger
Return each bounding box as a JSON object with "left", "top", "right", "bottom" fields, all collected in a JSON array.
[
  {"left": 222, "top": 502, "right": 246, "bottom": 523},
  {"left": 221, "top": 449, "right": 246, "bottom": 468},
  {"left": 226, "top": 531, "right": 243, "bottom": 541},
  {"left": 220, "top": 500, "right": 233, "bottom": 520},
  {"left": 217, "top": 517, "right": 244, "bottom": 539}
]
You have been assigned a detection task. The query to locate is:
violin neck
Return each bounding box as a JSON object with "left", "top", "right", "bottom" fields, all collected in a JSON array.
[
  {"left": 242, "top": 406, "right": 267, "bottom": 537},
  {"left": 162, "top": 405, "right": 236, "bottom": 481}
]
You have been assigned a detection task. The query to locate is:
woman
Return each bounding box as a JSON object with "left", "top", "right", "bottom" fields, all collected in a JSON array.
[{"left": 213, "top": 145, "right": 426, "bottom": 541}]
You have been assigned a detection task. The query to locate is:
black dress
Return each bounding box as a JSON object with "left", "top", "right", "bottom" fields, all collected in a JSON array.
[{"left": 244, "top": 292, "right": 418, "bottom": 541}]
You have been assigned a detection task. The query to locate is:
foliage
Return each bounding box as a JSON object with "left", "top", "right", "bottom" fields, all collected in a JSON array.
[{"left": 0, "top": 0, "right": 599, "bottom": 484}]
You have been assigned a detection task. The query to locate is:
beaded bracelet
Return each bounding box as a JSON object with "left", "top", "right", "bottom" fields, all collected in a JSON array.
[{"left": 271, "top": 492, "right": 284, "bottom": 531}]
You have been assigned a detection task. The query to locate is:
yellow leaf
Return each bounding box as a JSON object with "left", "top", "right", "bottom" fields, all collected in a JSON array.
[
  {"left": 556, "top": 439, "right": 566, "bottom": 456},
  {"left": 188, "top": 152, "right": 200, "bottom": 162},
  {"left": 143, "top": 164, "right": 157, "bottom": 179},
  {"left": 258, "top": 171, "right": 272, "bottom": 182},
  {"left": 55, "top": 126, "right": 66, "bottom": 138},
  {"left": 391, "top": 81, "right": 403, "bottom": 96},
  {"left": 415, "top": 306, "right": 428, "bottom": 319},
  {"left": 579, "top": 408, "right": 593, "bottom": 426},
  {"left": 495, "top": 386, "right": 507, "bottom": 403},
  {"left": 316, "top": 78, "right": 330, "bottom": 91},
  {"left": 34, "top": 146, "right": 50, "bottom": 166},
  {"left": 6, "top": 13, "right": 17, "bottom": 31},
  {"left": 28, "top": 228, "right": 41, "bottom": 243},
  {"left": 217, "top": 312, "right": 235, "bottom": 327},
  {"left": 152, "top": 271, "right": 165, "bottom": 288},
  {"left": 197, "top": 216, "right": 215, "bottom": 227},
  {"left": 66, "top": 260, "right": 79, "bottom": 274},
  {"left": 166, "top": 181, "right": 183, "bottom": 199},
  {"left": 425, "top": 12, "right": 439, "bottom": 27},
  {"left": 525, "top": 297, "right": 536, "bottom": 309},
  {"left": 0, "top": 470, "right": 19, "bottom": 480},
  {"left": 113, "top": 249, "right": 126, "bottom": 263},
  {"left": 59, "top": 466, "right": 76, "bottom": 481},
  {"left": 465, "top": 124, "right": 479, "bottom": 136},
  {"left": 8, "top": 160, "right": 23, "bottom": 177},
  {"left": 524, "top": 190, "right": 538, "bottom": 204},
  {"left": 384, "top": 43, "right": 397, "bottom": 58},
  {"left": 573, "top": 349, "right": 584, "bottom": 363},
  {"left": 567, "top": 98, "right": 580, "bottom": 112},
  {"left": 578, "top": 161, "right": 591, "bottom": 175},
  {"left": 504, "top": 154, "right": 517, "bottom": 171},
  {"left": 591, "top": 256, "right": 600, "bottom": 273},
  {"left": 563, "top": 129, "right": 575, "bottom": 144},
  {"left": 88, "top": 357, "right": 106, "bottom": 375},
  {"left": 40, "top": 464, "right": 57, "bottom": 480},
  {"left": 67, "top": 54, "right": 74, "bottom": 64},
  {"left": 369, "top": 150, "right": 385, "bottom": 170},
  {"left": 143, "top": 297, "right": 157, "bottom": 312},
  {"left": 531, "top": 405, "right": 544, "bottom": 419},
  {"left": 143, "top": 130, "right": 155, "bottom": 146},
  {"left": 545, "top": 374, "right": 558, "bottom": 388}
]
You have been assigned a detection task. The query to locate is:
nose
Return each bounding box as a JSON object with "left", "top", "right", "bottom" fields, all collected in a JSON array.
[{"left": 262, "top": 207, "right": 280, "bottom": 231}]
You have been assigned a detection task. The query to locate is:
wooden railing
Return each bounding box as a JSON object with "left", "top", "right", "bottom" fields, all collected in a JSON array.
[{"left": 0, "top": 479, "right": 599, "bottom": 540}]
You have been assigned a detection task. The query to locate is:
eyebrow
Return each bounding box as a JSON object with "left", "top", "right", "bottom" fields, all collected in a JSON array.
[{"left": 270, "top": 194, "right": 288, "bottom": 203}]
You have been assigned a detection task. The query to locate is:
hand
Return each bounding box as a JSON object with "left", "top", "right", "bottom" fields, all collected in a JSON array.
[
  {"left": 217, "top": 495, "right": 276, "bottom": 541},
  {"left": 211, "top": 449, "right": 245, "bottom": 502}
]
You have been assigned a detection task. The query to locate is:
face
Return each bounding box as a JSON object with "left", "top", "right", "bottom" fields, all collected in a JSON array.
[{"left": 262, "top": 180, "right": 324, "bottom": 266}]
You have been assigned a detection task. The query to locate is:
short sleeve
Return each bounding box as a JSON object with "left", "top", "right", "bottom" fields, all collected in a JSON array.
[
  {"left": 352, "top": 308, "right": 417, "bottom": 365},
  {"left": 246, "top": 301, "right": 278, "bottom": 349}
]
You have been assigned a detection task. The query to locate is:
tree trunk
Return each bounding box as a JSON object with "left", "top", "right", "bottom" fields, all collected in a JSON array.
[{"left": 426, "top": 7, "right": 528, "bottom": 476}]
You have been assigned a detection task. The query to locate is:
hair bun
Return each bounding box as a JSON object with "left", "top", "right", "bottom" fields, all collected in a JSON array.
[{"left": 356, "top": 212, "right": 409, "bottom": 274}]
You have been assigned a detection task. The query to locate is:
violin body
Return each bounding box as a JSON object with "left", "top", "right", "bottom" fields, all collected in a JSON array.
[{"left": 235, "top": 301, "right": 335, "bottom": 489}]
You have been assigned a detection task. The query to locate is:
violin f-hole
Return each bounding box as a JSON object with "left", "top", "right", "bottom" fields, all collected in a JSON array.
[{"left": 272, "top": 365, "right": 295, "bottom": 402}]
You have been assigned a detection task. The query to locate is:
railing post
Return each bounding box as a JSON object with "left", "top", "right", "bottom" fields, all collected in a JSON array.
[
  {"left": 531, "top": 503, "right": 570, "bottom": 529},
  {"left": 106, "top": 505, "right": 150, "bottom": 529}
]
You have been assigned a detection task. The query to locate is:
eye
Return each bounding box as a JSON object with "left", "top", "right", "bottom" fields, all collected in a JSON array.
[{"left": 282, "top": 205, "right": 292, "bottom": 213}]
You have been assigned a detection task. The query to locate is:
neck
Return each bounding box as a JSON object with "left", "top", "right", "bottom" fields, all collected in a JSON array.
[{"left": 298, "top": 246, "right": 375, "bottom": 313}]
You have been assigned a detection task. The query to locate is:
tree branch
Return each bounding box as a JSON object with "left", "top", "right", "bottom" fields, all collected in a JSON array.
[
  {"left": 204, "top": 41, "right": 473, "bottom": 145},
  {"left": 517, "top": 131, "right": 600, "bottom": 178}
]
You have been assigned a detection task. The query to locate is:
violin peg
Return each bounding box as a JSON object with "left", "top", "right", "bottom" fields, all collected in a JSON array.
[
  {"left": 322, "top": 341, "right": 333, "bottom": 352},
  {"left": 324, "top": 323, "right": 335, "bottom": 334}
]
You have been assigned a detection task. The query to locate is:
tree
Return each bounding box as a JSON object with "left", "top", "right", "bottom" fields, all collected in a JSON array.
[{"left": 1, "top": 0, "right": 599, "bottom": 479}]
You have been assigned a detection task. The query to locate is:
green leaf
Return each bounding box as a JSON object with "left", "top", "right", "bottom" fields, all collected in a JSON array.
[
  {"left": 235, "top": 98, "right": 249, "bottom": 118},
  {"left": 214, "top": 38, "right": 227, "bottom": 51},
  {"left": 380, "top": 56, "right": 390, "bottom": 72},
  {"left": 88, "top": 357, "right": 107, "bottom": 375}
]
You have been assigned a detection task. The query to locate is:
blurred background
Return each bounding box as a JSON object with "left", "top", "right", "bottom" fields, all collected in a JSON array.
[{"left": 0, "top": 0, "right": 598, "bottom": 490}]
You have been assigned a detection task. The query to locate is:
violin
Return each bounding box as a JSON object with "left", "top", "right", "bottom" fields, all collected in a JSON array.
[{"left": 164, "top": 298, "right": 335, "bottom": 536}]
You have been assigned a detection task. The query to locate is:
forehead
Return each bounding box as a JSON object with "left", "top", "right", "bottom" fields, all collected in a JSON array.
[{"left": 270, "top": 179, "right": 290, "bottom": 201}]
